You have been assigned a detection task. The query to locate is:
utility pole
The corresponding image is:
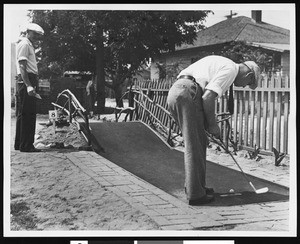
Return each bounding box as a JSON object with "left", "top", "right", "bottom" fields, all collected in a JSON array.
[{"left": 225, "top": 10, "right": 237, "bottom": 19}]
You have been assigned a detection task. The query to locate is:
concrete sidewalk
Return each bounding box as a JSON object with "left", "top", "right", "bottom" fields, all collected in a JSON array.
[{"left": 9, "top": 113, "right": 292, "bottom": 233}]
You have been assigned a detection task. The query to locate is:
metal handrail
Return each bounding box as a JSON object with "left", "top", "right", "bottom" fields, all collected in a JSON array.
[
  {"left": 51, "top": 89, "right": 91, "bottom": 145},
  {"left": 116, "top": 86, "right": 179, "bottom": 146}
]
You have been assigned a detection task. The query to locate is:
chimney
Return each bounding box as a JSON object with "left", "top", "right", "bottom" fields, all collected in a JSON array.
[{"left": 251, "top": 10, "right": 262, "bottom": 23}]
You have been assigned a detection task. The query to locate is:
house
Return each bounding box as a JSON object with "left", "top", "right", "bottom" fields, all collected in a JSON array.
[{"left": 150, "top": 10, "right": 290, "bottom": 80}]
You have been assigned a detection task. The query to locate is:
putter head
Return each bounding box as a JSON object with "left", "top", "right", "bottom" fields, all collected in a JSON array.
[{"left": 255, "top": 187, "right": 269, "bottom": 194}]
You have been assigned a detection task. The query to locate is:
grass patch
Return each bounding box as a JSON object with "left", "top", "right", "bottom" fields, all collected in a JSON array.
[
  {"left": 11, "top": 193, "right": 25, "bottom": 199},
  {"left": 11, "top": 201, "right": 37, "bottom": 230},
  {"left": 11, "top": 201, "right": 30, "bottom": 215}
]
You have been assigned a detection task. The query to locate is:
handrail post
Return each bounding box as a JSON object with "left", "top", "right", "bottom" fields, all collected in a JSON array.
[
  {"left": 68, "top": 93, "right": 72, "bottom": 123},
  {"left": 128, "top": 85, "right": 134, "bottom": 121},
  {"left": 167, "top": 118, "right": 174, "bottom": 147},
  {"left": 85, "top": 113, "right": 91, "bottom": 146}
]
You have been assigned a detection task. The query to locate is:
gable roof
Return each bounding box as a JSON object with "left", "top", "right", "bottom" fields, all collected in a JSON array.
[
  {"left": 176, "top": 16, "right": 290, "bottom": 51},
  {"left": 249, "top": 42, "right": 290, "bottom": 52}
]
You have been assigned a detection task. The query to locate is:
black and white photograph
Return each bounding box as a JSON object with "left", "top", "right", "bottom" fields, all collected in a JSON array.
[{"left": 3, "top": 3, "right": 296, "bottom": 238}]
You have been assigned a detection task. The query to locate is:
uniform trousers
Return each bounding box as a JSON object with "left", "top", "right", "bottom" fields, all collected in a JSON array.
[
  {"left": 14, "top": 73, "right": 38, "bottom": 151},
  {"left": 87, "top": 87, "right": 96, "bottom": 114},
  {"left": 167, "top": 78, "right": 208, "bottom": 200}
]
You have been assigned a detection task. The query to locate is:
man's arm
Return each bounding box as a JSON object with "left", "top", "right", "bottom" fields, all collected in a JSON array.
[
  {"left": 19, "top": 60, "right": 31, "bottom": 86},
  {"left": 86, "top": 80, "right": 92, "bottom": 95},
  {"left": 202, "top": 89, "right": 220, "bottom": 138},
  {"left": 19, "top": 60, "right": 35, "bottom": 96}
]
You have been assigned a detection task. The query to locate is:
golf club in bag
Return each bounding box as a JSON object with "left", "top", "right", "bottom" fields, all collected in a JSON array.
[{"left": 206, "top": 132, "right": 269, "bottom": 194}]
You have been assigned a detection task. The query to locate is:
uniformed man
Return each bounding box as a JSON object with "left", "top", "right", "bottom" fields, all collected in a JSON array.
[{"left": 14, "top": 23, "right": 44, "bottom": 152}]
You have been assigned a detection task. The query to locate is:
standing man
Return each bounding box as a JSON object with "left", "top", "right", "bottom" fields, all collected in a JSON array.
[
  {"left": 14, "top": 23, "right": 44, "bottom": 152},
  {"left": 86, "top": 75, "right": 97, "bottom": 118},
  {"left": 167, "top": 55, "right": 260, "bottom": 205}
]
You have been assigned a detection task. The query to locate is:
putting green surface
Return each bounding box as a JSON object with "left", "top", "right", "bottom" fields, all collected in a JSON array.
[{"left": 84, "top": 121, "right": 289, "bottom": 206}]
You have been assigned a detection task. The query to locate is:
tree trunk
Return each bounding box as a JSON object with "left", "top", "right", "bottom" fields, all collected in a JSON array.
[
  {"left": 114, "top": 84, "right": 124, "bottom": 107},
  {"left": 112, "top": 64, "right": 124, "bottom": 107},
  {"left": 95, "top": 24, "right": 105, "bottom": 114}
]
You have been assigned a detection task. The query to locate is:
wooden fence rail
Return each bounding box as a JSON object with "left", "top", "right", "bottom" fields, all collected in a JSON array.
[{"left": 133, "top": 74, "right": 290, "bottom": 155}]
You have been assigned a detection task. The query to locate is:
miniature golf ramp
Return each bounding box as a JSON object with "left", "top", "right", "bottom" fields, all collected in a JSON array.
[{"left": 84, "top": 121, "right": 289, "bottom": 206}]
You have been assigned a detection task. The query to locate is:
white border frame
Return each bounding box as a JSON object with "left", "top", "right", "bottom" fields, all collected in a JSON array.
[{"left": 3, "top": 3, "right": 297, "bottom": 238}]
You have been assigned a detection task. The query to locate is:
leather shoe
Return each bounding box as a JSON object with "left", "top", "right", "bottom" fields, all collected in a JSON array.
[
  {"left": 205, "top": 187, "right": 214, "bottom": 195},
  {"left": 20, "top": 147, "right": 41, "bottom": 153},
  {"left": 185, "top": 187, "right": 214, "bottom": 195},
  {"left": 189, "top": 195, "right": 215, "bottom": 206}
]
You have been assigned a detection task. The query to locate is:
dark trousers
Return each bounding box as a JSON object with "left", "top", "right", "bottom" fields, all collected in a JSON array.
[
  {"left": 87, "top": 87, "right": 95, "bottom": 113},
  {"left": 14, "top": 73, "right": 38, "bottom": 151}
]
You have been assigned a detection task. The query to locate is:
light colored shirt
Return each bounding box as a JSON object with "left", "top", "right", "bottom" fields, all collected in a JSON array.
[
  {"left": 15, "top": 36, "right": 25, "bottom": 75},
  {"left": 86, "top": 78, "right": 97, "bottom": 93},
  {"left": 178, "top": 55, "right": 239, "bottom": 97},
  {"left": 16, "top": 37, "right": 38, "bottom": 74}
]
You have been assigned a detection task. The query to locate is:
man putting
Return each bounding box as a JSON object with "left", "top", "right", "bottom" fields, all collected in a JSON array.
[{"left": 167, "top": 55, "right": 260, "bottom": 205}]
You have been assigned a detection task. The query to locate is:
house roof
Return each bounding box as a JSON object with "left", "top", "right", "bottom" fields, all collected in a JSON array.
[
  {"left": 248, "top": 42, "right": 290, "bottom": 52},
  {"left": 176, "top": 16, "right": 290, "bottom": 51}
]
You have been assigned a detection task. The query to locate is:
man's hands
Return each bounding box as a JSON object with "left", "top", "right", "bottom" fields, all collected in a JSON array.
[
  {"left": 27, "top": 86, "right": 36, "bottom": 96},
  {"left": 207, "top": 124, "right": 221, "bottom": 139}
]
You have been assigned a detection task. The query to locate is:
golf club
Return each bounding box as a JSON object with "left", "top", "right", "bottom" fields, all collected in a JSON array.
[{"left": 206, "top": 132, "right": 269, "bottom": 194}]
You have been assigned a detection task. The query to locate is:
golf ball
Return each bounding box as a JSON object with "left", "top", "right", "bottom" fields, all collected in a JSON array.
[{"left": 229, "top": 189, "right": 235, "bottom": 193}]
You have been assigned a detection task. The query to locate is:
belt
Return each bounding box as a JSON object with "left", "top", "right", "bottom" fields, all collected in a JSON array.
[{"left": 177, "top": 75, "right": 196, "bottom": 83}]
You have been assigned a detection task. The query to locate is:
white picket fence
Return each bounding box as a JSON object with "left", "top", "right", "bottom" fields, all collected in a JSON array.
[{"left": 133, "top": 73, "right": 290, "bottom": 155}]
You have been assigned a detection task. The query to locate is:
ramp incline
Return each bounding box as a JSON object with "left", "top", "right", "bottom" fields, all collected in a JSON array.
[{"left": 81, "top": 121, "right": 289, "bottom": 206}]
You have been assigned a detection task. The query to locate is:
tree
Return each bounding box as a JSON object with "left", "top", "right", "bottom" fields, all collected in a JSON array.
[
  {"left": 30, "top": 10, "right": 211, "bottom": 110},
  {"left": 168, "top": 41, "right": 278, "bottom": 76},
  {"left": 219, "top": 41, "right": 278, "bottom": 73}
]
